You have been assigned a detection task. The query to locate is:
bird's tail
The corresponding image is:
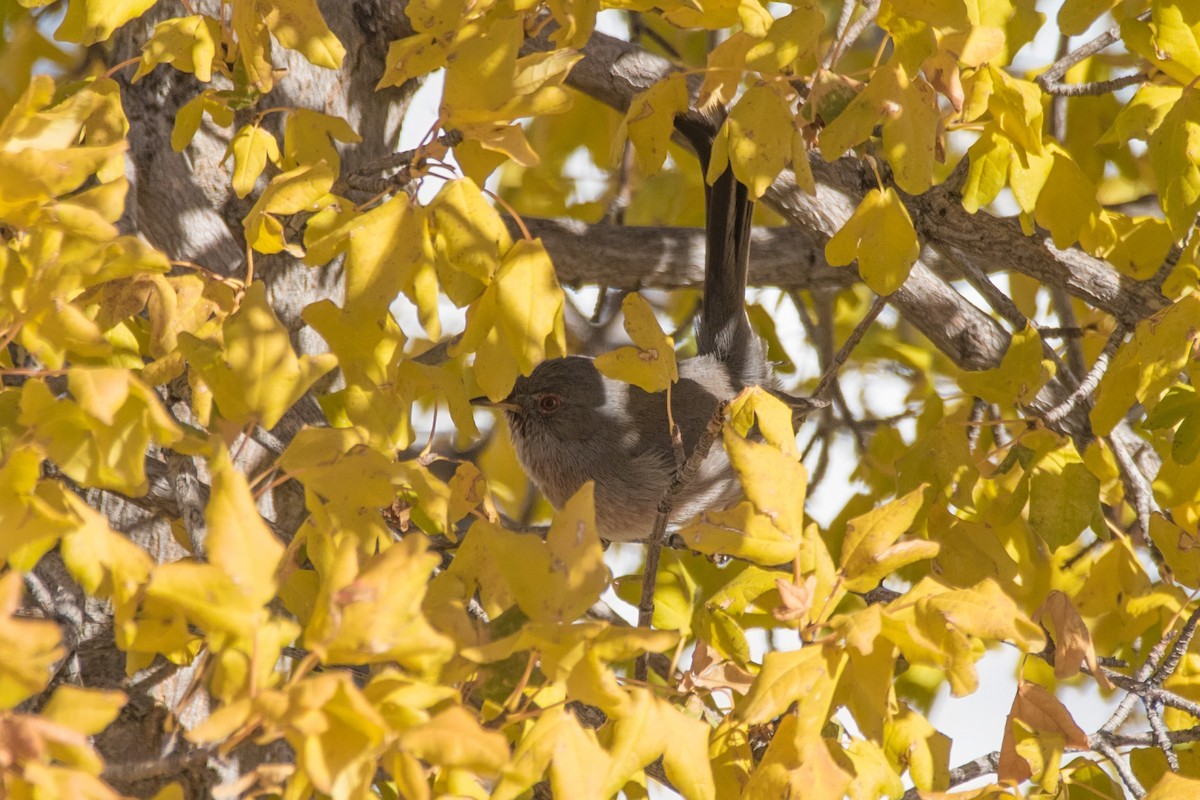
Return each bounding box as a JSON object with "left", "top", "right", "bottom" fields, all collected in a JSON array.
[{"left": 675, "top": 113, "right": 766, "bottom": 388}]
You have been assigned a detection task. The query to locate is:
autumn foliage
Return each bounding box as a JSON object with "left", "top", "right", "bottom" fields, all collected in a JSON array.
[{"left": 2, "top": 0, "right": 1200, "bottom": 798}]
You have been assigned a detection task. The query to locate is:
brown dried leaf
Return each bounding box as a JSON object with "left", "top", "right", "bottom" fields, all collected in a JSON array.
[{"left": 1034, "top": 590, "right": 1114, "bottom": 690}]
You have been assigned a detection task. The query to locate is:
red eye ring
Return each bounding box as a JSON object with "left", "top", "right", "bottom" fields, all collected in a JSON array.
[{"left": 538, "top": 393, "right": 562, "bottom": 414}]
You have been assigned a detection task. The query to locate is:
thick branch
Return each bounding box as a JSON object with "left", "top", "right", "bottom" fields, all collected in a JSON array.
[
  {"left": 527, "top": 26, "right": 1170, "bottom": 354},
  {"left": 514, "top": 217, "right": 852, "bottom": 291}
]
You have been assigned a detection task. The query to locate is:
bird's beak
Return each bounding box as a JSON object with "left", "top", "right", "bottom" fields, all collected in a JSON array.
[{"left": 470, "top": 396, "right": 520, "bottom": 413}]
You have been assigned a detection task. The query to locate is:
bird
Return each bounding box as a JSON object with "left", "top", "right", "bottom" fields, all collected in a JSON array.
[{"left": 474, "top": 113, "right": 813, "bottom": 542}]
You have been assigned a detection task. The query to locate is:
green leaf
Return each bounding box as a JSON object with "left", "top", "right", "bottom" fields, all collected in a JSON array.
[{"left": 1028, "top": 444, "right": 1101, "bottom": 550}]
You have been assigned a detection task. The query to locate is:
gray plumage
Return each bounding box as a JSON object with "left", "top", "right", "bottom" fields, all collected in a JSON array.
[
  {"left": 498, "top": 354, "right": 745, "bottom": 541},
  {"left": 481, "top": 117, "right": 815, "bottom": 541}
]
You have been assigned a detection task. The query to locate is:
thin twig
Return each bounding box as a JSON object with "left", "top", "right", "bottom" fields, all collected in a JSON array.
[
  {"left": 1036, "top": 10, "right": 1150, "bottom": 95},
  {"left": 635, "top": 401, "right": 729, "bottom": 682},
  {"left": 1108, "top": 431, "right": 1155, "bottom": 539},
  {"left": 1091, "top": 737, "right": 1146, "bottom": 798},
  {"left": 950, "top": 252, "right": 1076, "bottom": 390},
  {"left": 1146, "top": 699, "right": 1180, "bottom": 771},
  {"left": 966, "top": 396, "right": 988, "bottom": 453},
  {"left": 1049, "top": 286, "right": 1086, "bottom": 379},
  {"left": 899, "top": 751, "right": 999, "bottom": 800},
  {"left": 824, "top": 0, "right": 880, "bottom": 70},
  {"left": 1042, "top": 321, "right": 1127, "bottom": 426},
  {"left": 812, "top": 294, "right": 887, "bottom": 399}
]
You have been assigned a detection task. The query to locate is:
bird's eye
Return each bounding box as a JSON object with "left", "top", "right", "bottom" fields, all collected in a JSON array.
[{"left": 538, "top": 393, "right": 562, "bottom": 414}]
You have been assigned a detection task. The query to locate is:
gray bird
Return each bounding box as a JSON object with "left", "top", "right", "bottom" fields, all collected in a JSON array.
[{"left": 474, "top": 118, "right": 816, "bottom": 541}]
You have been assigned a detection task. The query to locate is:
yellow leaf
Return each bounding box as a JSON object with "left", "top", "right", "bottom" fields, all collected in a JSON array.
[
  {"left": 494, "top": 705, "right": 609, "bottom": 800},
  {"left": 819, "top": 65, "right": 939, "bottom": 194},
  {"left": 228, "top": 124, "right": 281, "bottom": 198},
  {"left": 177, "top": 281, "right": 337, "bottom": 428},
  {"left": 440, "top": 16, "right": 523, "bottom": 126},
  {"left": 736, "top": 644, "right": 845, "bottom": 726},
  {"left": 230, "top": 0, "right": 274, "bottom": 92},
  {"left": 56, "top": 0, "right": 156, "bottom": 44},
  {"left": 1145, "top": 773, "right": 1200, "bottom": 800},
  {"left": 279, "top": 673, "right": 388, "bottom": 797},
  {"left": 962, "top": 125, "right": 1012, "bottom": 213},
  {"left": 838, "top": 486, "right": 933, "bottom": 592},
  {"left": 261, "top": 0, "right": 346, "bottom": 70},
  {"left": 171, "top": 90, "right": 233, "bottom": 152},
  {"left": 727, "top": 386, "right": 797, "bottom": 455},
  {"left": 825, "top": 187, "right": 920, "bottom": 296},
  {"left": 958, "top": 325, "right": 1054, "bottom": 406},
  {"left": 745, "top": 1, "right": 824, "bottom": 74},
  {"left": 677, "top": 501, "right": 800, "bottom": 565},
  {"left": 243, "top": 162, "right": 335, "bottom": 254},
  {"left": 1123, "top": 3, "right": 1200, "bottom": 85},
  {"left": 0, "top": 571, "right": 63, "bottom": 708},
  {"left": 743, "top": 719, "right": 852, "bottom": 800},
  {"left": 0, "top": 447, "right": 73, "bottom": 567},
  {"left": 699, "top": 33, "right": 755, "bottom": 107},
  {"left": 844, "top": 738, "right": 905, "bottom": 800},
  {"left": 594, "top": 293, "right": 678, "bottom": 393},
  {"left": 206, "top": 444, "right": 283, "bottom": 603},
  {"left": 883, "top": 578, "right": 1044, "bottom": 696},
  {"left": 429, "top": 177, "right": 510, "bottom": 302},
  {"left": 133, "top": 15, "right": 222, "bottom": 83},
  {"left": 377, "top": 32, "right": 451, "bottom": 89},
  {"left": 19, "top": 370, "right": 182, "bottom": 494},
  {"left": 282, "top": 108, "right": 360, "bottom": 172},
  {"left": 1091, "top": 294, "right": 1200, "bottom": 435},
  {"left": 1149, "top": 513, "right": 1200, "bottom": 588},
  {"left": 985, "top": 64, "right": 1044, "bottom": 157},
  {"left": 1100, "top": 84, "right": 1183, "bottom": 144},
  {"left": 725, "top": 426, "right": 807, "bottom": 534},
  {"left": 624, "top": 73, "right": 689, "bottom": 176},
  {"left": 1028, "top": 443, "right": 1101, "bottom": 550},
  {"left": 493, "top": 239, "right": 567, "bottom": 374},
  {"left": 341, "top": 192, "right": 427, "bottom": 320},
  {"left": 398, "top": 706, "right": 510, "bottom": 774},
  {"left": 1149, "top": 84, "right": 1200, "bottom": 234},
  {"left": 405, "top": 0, "right": 468, "bottom": 37},
  {"left": 41, "top": 686, "right": 126, "bottom": 736},
  {"left": 58, "top": 491, "right": 152, "bottom": 647},
  {"left": 1057, "top": 0, "right": 1118, "bottom": 36},
  {"left": 1033, "top": 147, "right": 1103, "bottom": 249},
  {"left": 882, "top": 703, "right": 950, "bottom": 791},
  {"left": 469, "top": 486, "right": 608, "bottom": 624},
  {"left": 1007, "top": 144, "right": 1053, "bottom": 214},
  {"left": 304, "top": 536, "right": 455, "bottom": 670},
  {"left": 707, "top": 83, "right": 793, "bottom": 200}
]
